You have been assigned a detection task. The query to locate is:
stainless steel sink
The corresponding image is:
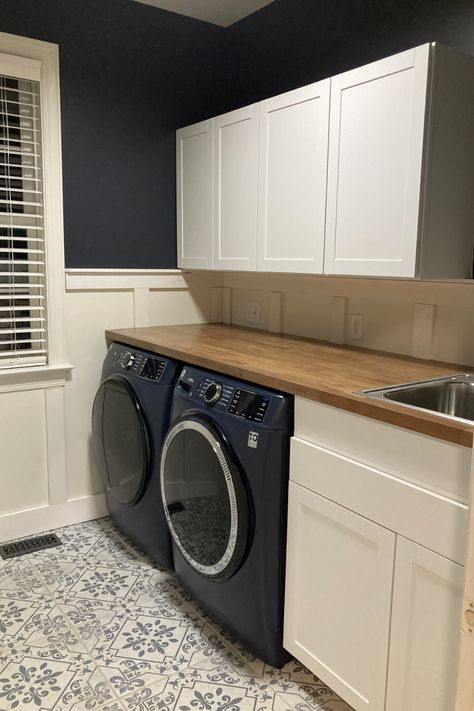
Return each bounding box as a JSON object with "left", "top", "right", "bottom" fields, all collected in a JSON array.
[{"left": 358, "top": 374, "right": 474, "bottom": 423}]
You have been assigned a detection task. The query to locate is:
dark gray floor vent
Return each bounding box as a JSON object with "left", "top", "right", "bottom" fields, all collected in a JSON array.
[{"left": 0, "top": 533, "right": 62, "bottom": 559}]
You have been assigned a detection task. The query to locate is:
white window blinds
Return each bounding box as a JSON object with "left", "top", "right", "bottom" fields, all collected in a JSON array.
[{"left": 0, "top": 73, "right": 46, "bottom": 368}]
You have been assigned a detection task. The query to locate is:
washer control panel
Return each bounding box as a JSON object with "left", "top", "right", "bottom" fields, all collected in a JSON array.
[
  {"left": 178, "top": 369, "right": 272, "bottom": 423},
  {"left": 228, "top": 389, "right": 271, "bottom": 423},
  {"left": 117, "top": 350, "right": 135, "bottom": 370},
  {"left": 203, "top": 381, "right": 222, "bottom": 404}
]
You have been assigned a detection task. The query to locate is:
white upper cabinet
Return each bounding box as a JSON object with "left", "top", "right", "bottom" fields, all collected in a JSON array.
[
  {"left": 324, "top": 45, "right": 430, "bottom": 277},
  {"left": 324, "top": 43, "right": 474, "bottom": 278},
  {"left": 176, "top": 120, "right": 213, "bottom": 269},
  {"left": 257, "top": 80, "right": 330, "bottom": 273},
  {"left": 177, "top": 43, "right": 474, "bottom": 277},
  {"left": 213, "top": 103, "right": 259, "bottom": 271}
]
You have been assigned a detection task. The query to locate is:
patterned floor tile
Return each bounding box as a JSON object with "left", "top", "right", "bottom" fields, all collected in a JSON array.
[
  {"left": 0, "top": 643, "right": 127, "bottom": 711},
  {"left": 0, "top": 518, "right": 353, "bottom": 711},
  {"left": 0, "top": 556, "right": 47, "bottom": 602},
  {"left": 174, "top": 679, "right": 258, "bottom": 711}
]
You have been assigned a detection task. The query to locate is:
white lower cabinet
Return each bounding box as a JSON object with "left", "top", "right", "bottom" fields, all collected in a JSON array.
[
  {"left": 284, "top": 482, "right": 395, "bottom": 711},
  {"left": 285, "top": 399, "right": 468, "bottom": 711},
  {"left": 285, "top": 481, "right": 465, "bottom": 711},
  {"left": 385, "top": 537, "right": 464, "bottom": 711}
]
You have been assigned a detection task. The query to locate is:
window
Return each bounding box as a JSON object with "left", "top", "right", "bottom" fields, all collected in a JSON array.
[
  {"left": 0, "top": 35, "right": 66, "bottom": 374},
  {"left": 0, "top": 72, "right": 46, "bottom": 367}
]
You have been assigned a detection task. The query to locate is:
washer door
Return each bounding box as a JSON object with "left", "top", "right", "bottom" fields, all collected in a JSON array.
[
  {"left": 160, "top": 416, "right": 248, "bottom": 580},
  {"left": 92, "top": 375, "right": 151, "bottom": 505}
]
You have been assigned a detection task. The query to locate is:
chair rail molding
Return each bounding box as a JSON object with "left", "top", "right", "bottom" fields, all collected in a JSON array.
[{"left": 65, "top": 268, "right": 222, "bottom": 291}]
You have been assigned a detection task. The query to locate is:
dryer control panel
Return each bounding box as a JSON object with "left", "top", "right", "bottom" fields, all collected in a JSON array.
[{"left": 108, "top": 344, "right": 167, "bottom": 381}]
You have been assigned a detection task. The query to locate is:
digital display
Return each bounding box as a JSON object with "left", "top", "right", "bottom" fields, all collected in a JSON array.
[
  {"left": 228, "top": 389, "right": 271, "bottom": 422},
  {"left": 140, "top": 358, "right": 165, "bottom": 380}
]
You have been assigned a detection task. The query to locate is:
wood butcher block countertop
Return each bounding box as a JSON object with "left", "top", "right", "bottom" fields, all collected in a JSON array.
[{"left": 106, "top": 324, "right": 474, "bottom": 447}]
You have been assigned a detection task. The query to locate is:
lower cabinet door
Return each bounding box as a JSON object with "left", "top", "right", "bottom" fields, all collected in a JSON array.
[
  {"left": 385, "top": 536, "right": 464, "bottom": 711},
  {"left": 284, "top": 482, "right": 396, "bottom": 711}
]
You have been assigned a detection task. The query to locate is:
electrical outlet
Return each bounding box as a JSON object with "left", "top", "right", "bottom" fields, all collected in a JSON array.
[
  {"left": 246, "top": 300, "right": 261, "bottom": 325},
  {"left": 350, "top": 313, "right": 363, "bottom": 340}
]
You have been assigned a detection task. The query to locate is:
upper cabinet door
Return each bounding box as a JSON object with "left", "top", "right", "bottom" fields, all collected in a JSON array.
[
  {"left": 176, "top": 120, "right": 213, "bottom": 269},
  {"left": 257, "top": 80, "right": 330, "bottom": 273},
  {"left": 214, "top": 103, "right": 259, "bottom": 271},
  {"left": 324, "top": 44, "right": 430, "bottom": 277}
]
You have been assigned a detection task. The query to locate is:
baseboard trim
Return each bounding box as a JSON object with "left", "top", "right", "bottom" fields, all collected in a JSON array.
[{"left": 0, "top": 494, "right": 108, "bottom": 541}]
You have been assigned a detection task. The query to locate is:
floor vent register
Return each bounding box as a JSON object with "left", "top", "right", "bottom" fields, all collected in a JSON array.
[{"left": 0, "top": 533, "right": 62, "bottom": 559}]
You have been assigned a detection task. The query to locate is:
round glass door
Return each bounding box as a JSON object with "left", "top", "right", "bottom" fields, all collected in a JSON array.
[
  {"left": 92, "top": 376, "right": 151, "bottom": 505},
  {"left": 160, "top": 416, "right": 248, "bottom": 580}
]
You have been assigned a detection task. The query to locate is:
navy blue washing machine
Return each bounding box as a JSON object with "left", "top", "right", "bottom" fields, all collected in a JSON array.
[
  {"left": 92, "top": 342, "right": 180, "bottom": 568},
  {"left": 160, "top": 364, "right": 294, "bottom": 667}
]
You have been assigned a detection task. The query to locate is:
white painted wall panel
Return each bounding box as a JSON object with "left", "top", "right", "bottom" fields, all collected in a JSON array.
[
  {"left": 221, "top": 272, "right": 474, "bottom": 367},
  {"left": 433, "top": 305, "right": 474, "bottom": 366},
  {"left": 149, "top": 288, "right": 210, "bottom": 325},
  {"left": 64, "top": 290, "right": 134, "bottom": 501},
  {"left": 0, "top": 389, "right": 49, "bottom": 514}
]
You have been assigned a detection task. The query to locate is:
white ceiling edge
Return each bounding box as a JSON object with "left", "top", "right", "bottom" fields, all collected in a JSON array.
[{"left": 133, "top": 0, "right": 275, "bottom": 27}]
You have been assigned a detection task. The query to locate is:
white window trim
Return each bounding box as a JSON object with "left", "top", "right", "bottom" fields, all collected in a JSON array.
[{"left": 0, "top": 32, "right": 72, "bottom": 382}]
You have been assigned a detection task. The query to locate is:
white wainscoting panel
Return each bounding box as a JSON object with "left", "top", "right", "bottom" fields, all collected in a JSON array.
[
  {"left": 63, "top": 289, "right": 135, "bottom": 502},
  {"left": 149, "top": 288, "right": 210, "bottom": 325},
  {"left": 45, "top": 386, "right": 68, "bottom": 506},
  {"left": 221, "top": 271, "right": 474, "bottom": 366},
  {"left": 0, "top": 388, "right": 49, "bottom": 515}
]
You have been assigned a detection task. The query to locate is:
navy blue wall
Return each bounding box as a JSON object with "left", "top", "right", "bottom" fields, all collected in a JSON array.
[
  {"left": 226, "top": 0, "right": 474, "bottom": 109},
  {"left": 1, "top": 0, "right": 473, "bottom": 267},
  {"left": 0, "top": 0, "right": 229, "bottom": 268}
]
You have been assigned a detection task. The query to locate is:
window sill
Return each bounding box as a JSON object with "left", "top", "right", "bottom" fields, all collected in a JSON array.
[{"left": 0, "top": 364, "right": 74, "bottom": 392}]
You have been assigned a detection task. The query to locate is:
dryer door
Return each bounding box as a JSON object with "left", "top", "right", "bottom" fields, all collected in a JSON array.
[
  {"left": 92, "top": 375, "right": 151, "bottom": 505},
  {"left": 160, "top": 416, "right": 249, "bottom": 580}
]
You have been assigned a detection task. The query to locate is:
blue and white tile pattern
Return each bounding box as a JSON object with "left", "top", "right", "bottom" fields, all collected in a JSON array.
[{"left": 0, "top": 518, "right": 352, "bottom": 710}]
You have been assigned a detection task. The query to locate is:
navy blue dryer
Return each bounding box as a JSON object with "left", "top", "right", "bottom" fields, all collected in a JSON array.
[
  {"left": 92, "top": 342, "right": 180, "bottom": 568},
  {"left": 160, "top": 365, "right": 293, "bottom": 667}
]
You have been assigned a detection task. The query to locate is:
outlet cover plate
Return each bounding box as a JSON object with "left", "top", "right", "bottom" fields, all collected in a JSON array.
[{"left": 246, "top": 300, "right": 261, "bottom": 325}]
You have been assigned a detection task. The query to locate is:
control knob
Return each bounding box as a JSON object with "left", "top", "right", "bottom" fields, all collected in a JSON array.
[
  {"left": 203, "top": 381, "right": 222, "bottom": 405},
  {"left": 120, "top": 351, "right": 135, "bottom": 370}
]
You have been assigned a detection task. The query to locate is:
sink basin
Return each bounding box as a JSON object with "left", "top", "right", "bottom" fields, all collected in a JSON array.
[{"left": 358, "top": 374, "right": 474, "bottom": 423}]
